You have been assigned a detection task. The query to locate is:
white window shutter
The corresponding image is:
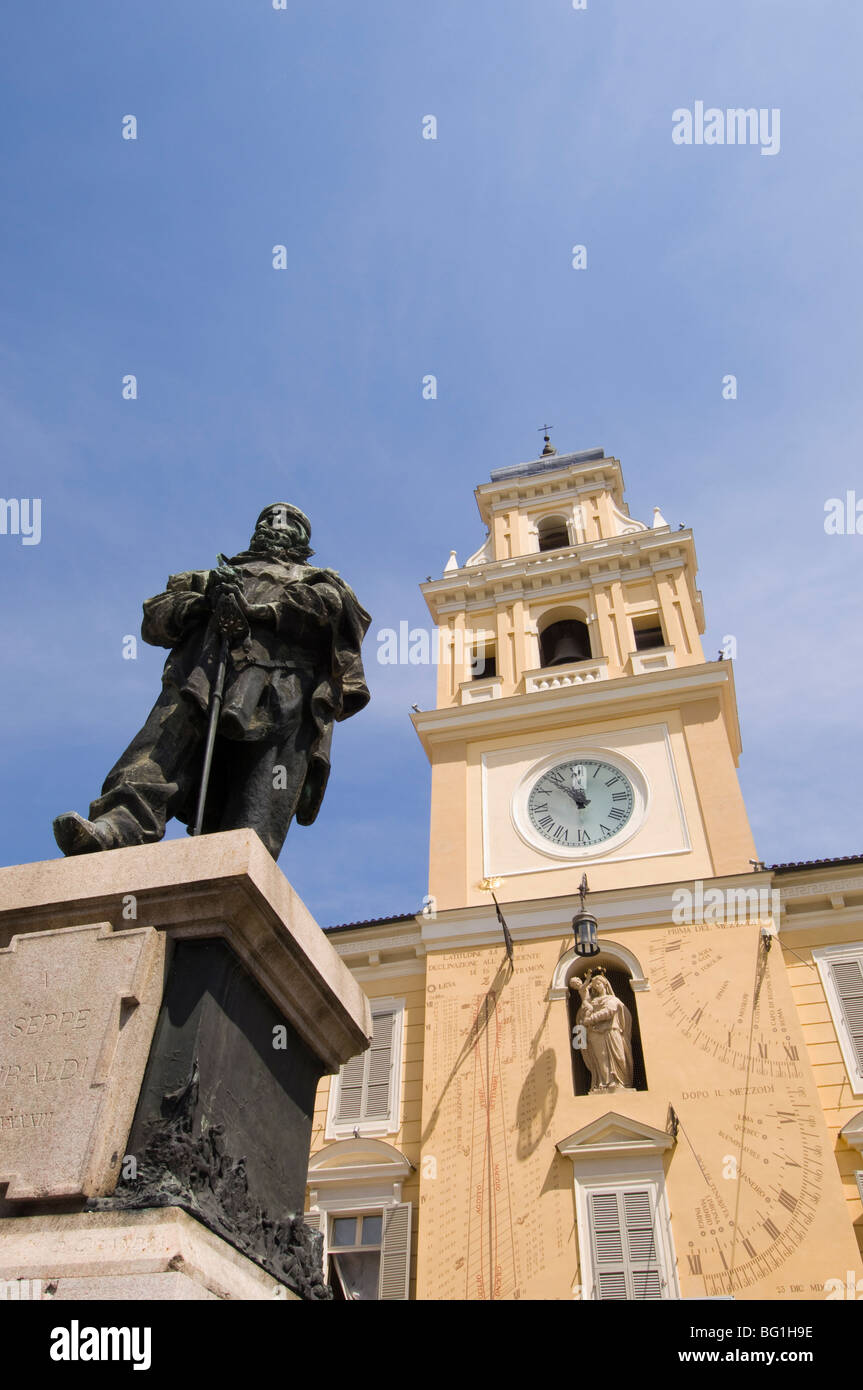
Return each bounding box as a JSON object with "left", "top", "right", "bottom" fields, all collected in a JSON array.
[
  {"left": 588, "top": 1190, "right": 628, "bottom": 1300},
  {"left": 829, "top": 958, "right": 863, "bottom": 1073},
  {"left": 302, "top": 1209, "right": 327, "bottom": 1266},
  {"left": 379, "top": 1202, "right": 412, "bottom": 1300},
  {"left": 365, "top": 1010, "right": 395, "bottom": 1119},
  {"left": 588, "top": 1186, "right": 664, "bottom": 1300},
  {"left": 334, "top": 1009, "right": 397, "bottom": 1126},
  {"left": 623, "top": 1189, "right": 663, "bottom": 1300},
  {"left": 334, "top": 1051, "right": 366, "bottom": 1123}
]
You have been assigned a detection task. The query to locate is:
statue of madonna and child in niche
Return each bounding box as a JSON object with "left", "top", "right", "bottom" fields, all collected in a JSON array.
[{"left": 569, "top": 967, "right": 635, "bottom": 1094}]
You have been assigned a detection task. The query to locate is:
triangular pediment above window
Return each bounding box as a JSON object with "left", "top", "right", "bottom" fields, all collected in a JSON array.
[
  {"left": 557, "top": 1111, "right": 676, "bottom": 1161},
  {"left": 839, "top": 1110, "right": 863, "bottom": 1159}
]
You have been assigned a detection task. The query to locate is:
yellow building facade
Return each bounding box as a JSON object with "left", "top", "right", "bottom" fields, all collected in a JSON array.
[{"left": 305, "top": 445, "right": 863, "bottom": 1302}]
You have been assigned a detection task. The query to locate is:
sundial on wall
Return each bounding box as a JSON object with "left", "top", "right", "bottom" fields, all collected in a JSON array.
[
  {"left": 650, "top": 929, "right": 802, "bottom": 1079},
  {"left": 649, "top": 924, "right": 830, "bottom": 1297}
]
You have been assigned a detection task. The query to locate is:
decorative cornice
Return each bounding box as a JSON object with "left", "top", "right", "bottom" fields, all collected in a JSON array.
[{"left": 411, "top": 661, "right": 741, "bottom": 758}]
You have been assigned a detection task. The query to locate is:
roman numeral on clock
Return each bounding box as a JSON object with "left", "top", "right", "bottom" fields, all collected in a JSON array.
[
  {"left": 611, "top": 792, "right": 628, "bottom": 802},
  {"left": 537, "top": 815, "right": 554, "bottom": 830},
  {"left": 608, "top": 808, "right": 626, "bottom": 822}
]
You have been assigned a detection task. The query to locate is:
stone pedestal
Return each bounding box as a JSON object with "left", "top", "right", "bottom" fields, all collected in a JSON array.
[{"left": 0, "top": 831, "right": 372, "bottom": 1300}]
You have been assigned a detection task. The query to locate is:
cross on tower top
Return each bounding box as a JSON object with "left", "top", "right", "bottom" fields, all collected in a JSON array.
[{"left": 537, "top": 424, "right": 557, "bottom": 457}]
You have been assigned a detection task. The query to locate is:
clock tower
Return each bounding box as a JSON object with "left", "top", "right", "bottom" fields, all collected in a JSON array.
[
  {"left": 307, "top": 439, "right": 862, "bottom": 1305},
  {"left": 413, "top": 444, "right": 756, "bottom": 912}
]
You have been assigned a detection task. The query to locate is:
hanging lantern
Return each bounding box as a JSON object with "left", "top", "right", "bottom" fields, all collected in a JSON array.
[
  {"left": 572, "top": 875, "right": 599, "bottom": 957},
  {"left": 572, "top": 909, "right": 600, "bottom": 957}
]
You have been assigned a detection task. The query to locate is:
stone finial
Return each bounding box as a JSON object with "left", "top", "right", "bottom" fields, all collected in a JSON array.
[{"left": 443, "top": 549, "right": 459, "bottom": 574}]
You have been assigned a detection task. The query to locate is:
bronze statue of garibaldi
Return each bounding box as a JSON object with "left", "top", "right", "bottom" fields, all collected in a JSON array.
[{"left": 53, "top": 503, "right": 371, "bottom": 861}]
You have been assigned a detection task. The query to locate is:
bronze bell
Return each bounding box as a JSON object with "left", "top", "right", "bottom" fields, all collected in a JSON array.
[{"left": 541, "top": 620, "right": 591, "bottom": 667}]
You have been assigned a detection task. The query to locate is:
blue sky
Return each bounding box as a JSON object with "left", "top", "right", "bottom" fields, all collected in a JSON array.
[{"left": 1, "top": 1, "right": 861, "bottom": 924}]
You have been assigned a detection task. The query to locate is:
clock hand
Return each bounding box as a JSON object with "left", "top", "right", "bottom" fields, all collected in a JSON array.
[
  {"left": 556, "top": 785, "right": 589, "bottom": 808},
  {"left": 570, "top": 767, "right": 591, "bottom": 810}
]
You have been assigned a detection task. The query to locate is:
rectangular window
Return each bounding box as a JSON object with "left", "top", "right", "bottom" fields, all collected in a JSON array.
[
  {"left": 632, "top": 615, "right": 665, "bottom": 651},
  {"left": 470, "top": 643, "right": 497, "bottom": 680},
  {"left": 305, "top": 1205, "right": 412, "bottom": 1301},
  {"left": 329, "top": 1213, "right": 384, "bottom": 1301},
  {"left": 814, "top": 946, "right": 863, "bottom": 1094},
  {"left": 326, "top": 999, "right": 404, "bottom": 1137},
  {"left": 583, "top": 1183, "right": 671, "bottom": 1300}
]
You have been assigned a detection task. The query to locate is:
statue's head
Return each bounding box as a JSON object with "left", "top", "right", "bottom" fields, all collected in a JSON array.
[
  {"left": 589, "top": 977, "right": 612, "bottom": 998},
  {"left": 250, "top": 503, "right": 314, "bottom": 561}
]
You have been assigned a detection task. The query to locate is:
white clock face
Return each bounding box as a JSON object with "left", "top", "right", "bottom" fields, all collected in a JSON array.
[{"left": 526, "top": 758, "right": 636, "bottom": 850}]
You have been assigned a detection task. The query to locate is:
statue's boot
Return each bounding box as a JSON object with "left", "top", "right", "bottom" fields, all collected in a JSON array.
[{"left": 53, "top": 812, "right": 120, "bottom": 856}]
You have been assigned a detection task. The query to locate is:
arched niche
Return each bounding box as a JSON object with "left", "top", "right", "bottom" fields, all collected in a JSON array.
[
  {"left": 536, "top": 513, "right": 572, "bottom": 552},
  {"left": 549, "top": 941, "right": 650, "bottom": 1098},
  {"left": 536, "top": 604, "right": 593, "bottom": 669}
]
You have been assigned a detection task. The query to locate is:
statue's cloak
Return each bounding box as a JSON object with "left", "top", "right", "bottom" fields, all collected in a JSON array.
[{"left": 140, "top": 555, "right": 371, "bottom": 827}]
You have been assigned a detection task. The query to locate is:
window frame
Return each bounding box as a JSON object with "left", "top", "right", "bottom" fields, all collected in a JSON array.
[
  {"left": 812, "top": 943, "right": 863, "bottom": 1095},
  {"left": 325, "top": 997, "right": 405, "bottom": 1139},
  {"left": 631, "top": 612, "right": 666, "bottom": 652},
  {"left": 574, "top": 1170, "right": 678, "bottom": 1301},
  {"left": 305, "top": 1199, "right": 412, "bottom": 1301}
]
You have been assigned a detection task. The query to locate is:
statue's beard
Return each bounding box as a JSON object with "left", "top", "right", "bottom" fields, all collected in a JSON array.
[{"left": 247, "top": 520, "right": 312, "bottom": 561}]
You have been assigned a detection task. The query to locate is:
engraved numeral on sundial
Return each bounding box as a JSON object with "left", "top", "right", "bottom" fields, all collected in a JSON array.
[
  {"left": 690, "top": 1006, "right": 704, "bottom": 1024},
  {"left": 741, "top": 1236, "right": 756, "bottom": 1259},
  {"left": 758, "top": 1042, "right": 769, "bottom": 1059},
  {"left": 776, "top": 1111, "right": 796, "bottom": 1125},
  {"left": 669, "top": 974, "right": 685, "bottom": 991},
  {"left": 666, "top": 940, "right": 682, "bottom": 953},
  {"left": 784, "top": 1043, "right": 799, "bottom": 1061},
  {"left": 778, "top": 1189, "right": 797, "bottom": 1212},
  {"left": 763, "top": 1218, "right": 780, "bottom": 1240},
  {"left": 687, "top": 1254, "right": 702, "bottom": 1275}
]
